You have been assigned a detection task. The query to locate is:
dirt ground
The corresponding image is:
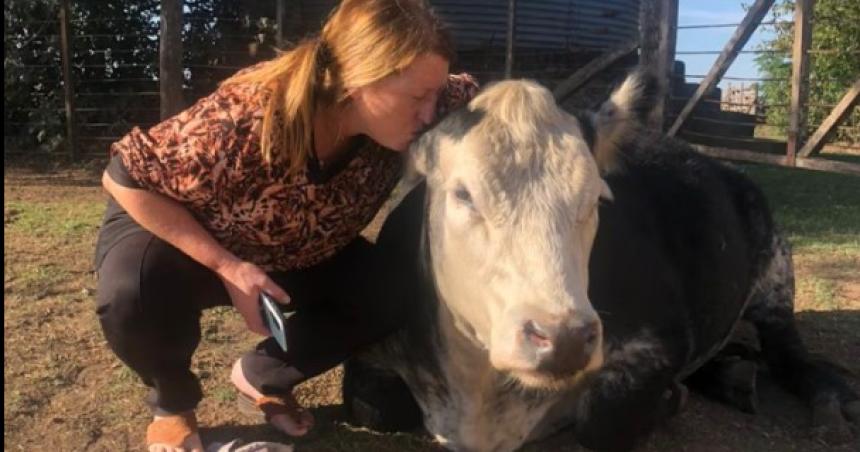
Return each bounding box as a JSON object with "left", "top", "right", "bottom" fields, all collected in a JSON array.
[{"left": 4, "top": 162, "right": 859, "bottom": 452}]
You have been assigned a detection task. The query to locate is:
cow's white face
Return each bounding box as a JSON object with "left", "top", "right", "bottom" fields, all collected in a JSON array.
[{"left": 410, "top": 79, "right": 629, "bottom": 389}]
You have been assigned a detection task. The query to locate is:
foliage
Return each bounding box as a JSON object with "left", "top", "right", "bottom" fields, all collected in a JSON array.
[
  {"left": 4, "top": 0, "right": 279, "bottom": 155},
  {"left": 5, "top": 0, "right": 65, "bottom": 153},
  {"left": 754, "top": 0, "right": 860, "bottom": 145}
]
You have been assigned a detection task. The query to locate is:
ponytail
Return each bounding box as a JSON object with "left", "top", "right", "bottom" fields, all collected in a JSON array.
[
  {"left": 224, "top": 37, "right": 330, "bottom": 173},
  {"left": 223, "top": 0, "right": 453, "bottom": 173}
]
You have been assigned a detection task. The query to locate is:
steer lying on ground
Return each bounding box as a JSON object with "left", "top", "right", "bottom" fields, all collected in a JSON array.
[{"left": 342, "top": 73, "right": 860, "bottom": 451}]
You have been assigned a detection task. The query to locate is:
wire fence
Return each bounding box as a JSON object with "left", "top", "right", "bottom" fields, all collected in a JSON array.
[
  {"left": 4, "top": 0, "right": 634, "bottom": 159},
  {"left": 4, "top": 1, "right": 859, "bottom": 165},
  {"left": 4, "top": 0, "right": 280, "bottom": 157},
  {"left": 668, "top": 9, "right": 859, "bottom": 159}
]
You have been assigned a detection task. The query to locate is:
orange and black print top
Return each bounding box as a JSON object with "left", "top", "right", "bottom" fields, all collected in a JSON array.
[{"left": 96, "top": 72, "right": 479, "bottom": 271}]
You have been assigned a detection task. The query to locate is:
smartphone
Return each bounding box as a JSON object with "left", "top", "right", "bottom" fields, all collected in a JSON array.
[{"left": 259, "top": 292, "right": 293, "bottom": 352}]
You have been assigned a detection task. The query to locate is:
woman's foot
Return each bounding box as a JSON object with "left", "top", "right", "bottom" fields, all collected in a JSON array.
[
  {"left": 147, "top": 410, "right": 204, "bottom": 452},
  {"left": 230, "top": 358, "right": 315, "bottom": 437}
]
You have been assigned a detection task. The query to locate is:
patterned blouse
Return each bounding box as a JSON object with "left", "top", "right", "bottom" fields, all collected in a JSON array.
[{"left": 107, "top": 71, "right": 479, "bottom": 271}]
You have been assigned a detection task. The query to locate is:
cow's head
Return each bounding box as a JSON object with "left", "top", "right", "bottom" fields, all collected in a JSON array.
[{"left": 410, "top": 72, "right": 657, "bottom": 389}]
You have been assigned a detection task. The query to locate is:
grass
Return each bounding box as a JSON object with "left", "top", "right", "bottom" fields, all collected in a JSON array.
[
  {"left": 3, "top": 162, "right": 859, "bottom": 452},
  {"left": 799, "top": 276, "right": 840, "bottom": 311},
  {"left": 738, "top": 163, "right": 859, "bottom": 312},
  {"left": 737, "top": 163, "right": 860, "bottom": 250},
  {"left": 14, "top": 263, "right": 72, "bottom": 292},
  {"left": 211, "top": 386, "right": 237, "bottom": 404},
  {"left": 754, "top": 125, "right": 787, "bottom": 141},
  {"left": 4, "top": 199, "right": 104, "bottom": 240}
]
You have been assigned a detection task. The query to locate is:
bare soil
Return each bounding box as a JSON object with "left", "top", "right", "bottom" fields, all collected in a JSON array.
[{"left": 4, "top": 164, "right": 858, "bottom": 451}]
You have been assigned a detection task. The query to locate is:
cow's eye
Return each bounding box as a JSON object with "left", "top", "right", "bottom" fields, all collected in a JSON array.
[{"left": 454, "top": 185, "right": 473, "bottom": 206}]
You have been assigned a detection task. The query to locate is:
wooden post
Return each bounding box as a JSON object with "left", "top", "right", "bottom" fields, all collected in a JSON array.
[
  {"left": 661, "top": 0, "right": 678, "bottom": 127},
  {"left": 277, "top": 0, "right": 286, "bottom": 47},
  {"left": 553, "top": 39, "right": 639, "bottom": 102},
  {"left": 798, "top": 78, "right": 860, "bottom": 157},
  {"left": 786, "top": 0, "right": 813, "bottom": 166},
  {"left": 59, "top": 0, "right": 76, "bottom": 160},
  {"left": 795, "top": 156, "right": 860, "bottom": 175},
  {"left": 505, "top": 0, "right": 516, "bottom": 79},
  {"left": 159, "top": 0, "right": 184, "bottom": 120},
  {"left": 692, "top": 144, "right": 860, "bottom": 176},
  {"left": 639, "top": 1, "right": 661, "bottom": 74},
  {"left": 276, "top": 0, "right": 302, "bottom": 48},
  {"left": 639, "top": 0, "right": 677, "bottom": 130},
  {"left": 667, "top": 0, "right": 774, "bottom": 137}
]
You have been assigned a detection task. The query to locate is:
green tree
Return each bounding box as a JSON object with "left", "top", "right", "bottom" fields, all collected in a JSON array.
[
  {"left": 5, "top": 0, "right": 65, "bottom": 153},
  {"left": 5, "top": 0, "right": 279, "bottom": 156},
  {"left": 755, "top": 0, "right": 859, "bottom": 146}
]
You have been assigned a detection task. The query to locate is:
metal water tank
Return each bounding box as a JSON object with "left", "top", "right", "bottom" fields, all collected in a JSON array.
[
  {"left": 433, "top": 0, "right": 640, "bottom": 51},
  {"left": 294, "top": 0, "right": 641, "bottom": 52}
]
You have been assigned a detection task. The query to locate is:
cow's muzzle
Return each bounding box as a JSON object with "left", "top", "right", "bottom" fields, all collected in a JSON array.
[
  {"left": 525, "top": 316, "right": 600, "bottom": 376},
  {"left": 491, "top": 306, "right": 603, "bottom": 386}
]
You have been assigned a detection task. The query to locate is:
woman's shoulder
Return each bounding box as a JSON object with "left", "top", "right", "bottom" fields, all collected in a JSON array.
[
  {"left": 214, "top": 66, "right": 271, "bottom": 107},
  {"left": 111, "top": 64, "right": 272, "bottom": 161}
]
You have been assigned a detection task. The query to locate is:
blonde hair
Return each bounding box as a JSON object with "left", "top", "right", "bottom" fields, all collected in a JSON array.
[{"left": 224, "top": 0, "right": 454, "bottom": 173}]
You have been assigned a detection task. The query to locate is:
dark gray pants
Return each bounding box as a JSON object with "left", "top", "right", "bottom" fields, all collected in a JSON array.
[{"left": 95, "top": 186, "right": 425, "bottom": 413}]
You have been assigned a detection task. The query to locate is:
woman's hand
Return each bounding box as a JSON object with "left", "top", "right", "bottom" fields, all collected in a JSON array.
[
  {"left": 216, "top": 260, "right": 291, "bottom": 336},
  {"left": 102, "top": 170, "right": 291, "bottom": 336}
]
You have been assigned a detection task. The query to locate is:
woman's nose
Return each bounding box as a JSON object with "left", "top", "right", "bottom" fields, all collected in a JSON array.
[{"left": 417, "top": 96, "right": 437, "bottom": 126}]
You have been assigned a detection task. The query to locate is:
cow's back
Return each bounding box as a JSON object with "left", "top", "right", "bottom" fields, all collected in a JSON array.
[{"left": 589, "top": 138, "right": 775, "bottom": 371}]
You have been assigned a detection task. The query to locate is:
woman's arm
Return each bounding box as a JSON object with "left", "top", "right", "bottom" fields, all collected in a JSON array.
[{"left": 102, "top": 170, "right": 289, "bottom": 336}]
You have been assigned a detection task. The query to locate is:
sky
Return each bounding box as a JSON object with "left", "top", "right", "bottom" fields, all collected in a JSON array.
[{"left": 676, "top": 0, "right": 778, "bottom": 89}]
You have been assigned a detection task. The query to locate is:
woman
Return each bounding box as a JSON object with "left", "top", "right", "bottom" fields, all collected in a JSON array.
[{"left": 94, "top": 1, "right": 479, "bottom": 450}]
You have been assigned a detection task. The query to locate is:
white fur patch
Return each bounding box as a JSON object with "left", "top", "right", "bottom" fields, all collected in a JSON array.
[{"left": 592, "top": 73, "right": 652, "bottom": 173}]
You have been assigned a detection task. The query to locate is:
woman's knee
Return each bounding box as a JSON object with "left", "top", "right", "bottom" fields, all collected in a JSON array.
[
  {"left": 138, "top": 236, "right": 230, "bottom": 312},
  {"left": 96, "top": 232, "right": 206, "bottom": 330},
  {"left": 95, "top": 233, "right": 152, "bottom": 329},
  {"left": 96, "top": 281, "right": 142, "bottom": 338}
]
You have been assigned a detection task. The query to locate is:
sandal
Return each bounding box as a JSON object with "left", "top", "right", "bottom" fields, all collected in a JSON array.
[
  {"left": 237, "top": 391, "right": 314, "bottom": 436},
  {"left": 145, "top": 410, "right": 199, "bottom": 450}
]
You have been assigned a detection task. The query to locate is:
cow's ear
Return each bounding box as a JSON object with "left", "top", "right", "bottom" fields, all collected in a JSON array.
[
  {"left": 592, "top": 70, "right": 661, "bottom": 174},
  {"left": 408, "top": 133, "right": 435, "bottom": 176},
  {"left": 599, "top": 178, "right": 614, "bottom": 202},
  {"left": 575, "top": 110, "right": 619, "bottom": 175}
]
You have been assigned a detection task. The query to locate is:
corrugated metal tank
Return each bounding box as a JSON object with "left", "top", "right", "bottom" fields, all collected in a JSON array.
[{"left": 294, "top": 0, "right": 640, "bottom": 52}]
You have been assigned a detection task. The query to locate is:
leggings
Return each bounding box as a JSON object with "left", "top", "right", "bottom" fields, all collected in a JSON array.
[{"left": 95, "top": 185, "right": 425, "bottom": 413}]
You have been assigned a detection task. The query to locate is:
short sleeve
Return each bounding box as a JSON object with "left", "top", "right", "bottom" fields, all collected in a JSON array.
[
  {"left": 108, "top": 83, "right": 262, "bottom": 207},
  {"left": 105, "top": 153, "right": 142, "bottom": 189}
]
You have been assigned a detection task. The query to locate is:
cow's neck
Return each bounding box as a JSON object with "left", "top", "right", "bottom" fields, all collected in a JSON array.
[{"left": 415, "top": 297, "right": 558, "bottom": 451}]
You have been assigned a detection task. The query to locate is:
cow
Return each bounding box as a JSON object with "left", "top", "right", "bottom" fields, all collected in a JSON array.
[{"left": 341, "top": 72, "right": 860, "bottom": 451}]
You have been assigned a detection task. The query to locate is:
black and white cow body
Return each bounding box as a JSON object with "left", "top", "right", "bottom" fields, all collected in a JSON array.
[{"left": 343, "top": 75, "right": 859, "bottom": 452}]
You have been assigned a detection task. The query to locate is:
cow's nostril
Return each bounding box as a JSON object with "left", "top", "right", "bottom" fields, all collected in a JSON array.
[
  {"left": 524, "top": 320, "right": 552, "bottom": 349},
  {"left": 582, "top": 321, "right": 600, "bottom": 347},
  {"left": 585, "top": 330, "right": 598, "bottom": 347}
]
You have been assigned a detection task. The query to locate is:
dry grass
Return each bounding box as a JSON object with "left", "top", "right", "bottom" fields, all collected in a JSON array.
[{"left": 4, "top": 160, "right": 858, "bottom": 451}]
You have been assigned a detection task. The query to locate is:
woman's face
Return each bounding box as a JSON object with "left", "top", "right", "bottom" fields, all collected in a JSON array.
[{"left": 349, "top": 53, "right": 450, "bottom": 151}]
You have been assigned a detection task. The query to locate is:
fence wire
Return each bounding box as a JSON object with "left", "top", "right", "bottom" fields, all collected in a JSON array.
[
  {"left": 4, "top": 1, "right": 858, "bottom": 161},
  {"left": 5, "top": 1, "right": 279, "bottom": 156},
  {"left": 670, "top": 10, "right": 859, "bottom": 155}
]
